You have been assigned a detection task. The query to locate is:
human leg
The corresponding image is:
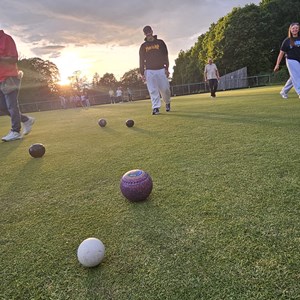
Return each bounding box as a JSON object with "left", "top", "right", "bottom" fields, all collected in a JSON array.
[
  {"left": 280, "top": 77, "right": 293, "bottom": 98},
  {"left": 2, "top": 88, "right": 22, "bottom": 133},
  {"left": 0, "top": 90, "right": 9, "bottom": 116},
  {"left": 157, "top": 69, "right": 171, "bottom": 111},
  {"left": 0, "top": 88, "right": 22, "bottom": 141},
  {"left": 145, "top": 70, "right": 161, "bottom": 110},
  {"left": 208, "top": 79, "right": 214, "bottom": 97},
  {"left": 286, "top": 59, "right": 300, "bottom": 95},
  {"left": 211, "top": 79, "right": 218, "bottom": 97},
  {"left": 0, "top": 77, "right": 34, "bottom": 137}
]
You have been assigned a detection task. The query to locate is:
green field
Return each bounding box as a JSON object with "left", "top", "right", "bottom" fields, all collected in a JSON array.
[{"left": 1, "top": 86, "right": 300, "bottom": 300}]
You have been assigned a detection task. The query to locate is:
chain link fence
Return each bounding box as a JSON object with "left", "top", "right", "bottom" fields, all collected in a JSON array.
[{"left": 18, "top": 72, "right": 279, "bottom": 113}]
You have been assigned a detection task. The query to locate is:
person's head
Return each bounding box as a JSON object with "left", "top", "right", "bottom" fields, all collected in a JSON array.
[
  {"left": 288, "top": 22, "right": 300, "bottom": 38},
  {"left": 207, "top": 58, "right": 213, "bottom": 64},
  {"left": 143, "top": 25, "right": 153, "bottom": 38}
]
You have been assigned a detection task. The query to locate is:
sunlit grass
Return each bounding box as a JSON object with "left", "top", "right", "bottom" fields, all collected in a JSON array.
[{"left": 1, "top": 86, "right": 300, "bottom": 299}]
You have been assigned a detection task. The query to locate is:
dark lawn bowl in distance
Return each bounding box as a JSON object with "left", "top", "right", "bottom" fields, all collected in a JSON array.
[
  {"left": 29, "top": 143, "right": 46, "bottom": 158},
  {"left": 120, "top": 169, "right": 153, "bottom": 202},
  {"left": 125, "top": 119, "right": 134, "bottom": 127},
  {"left": 98, "top": 119, "right": 107, "bottom": 127}
]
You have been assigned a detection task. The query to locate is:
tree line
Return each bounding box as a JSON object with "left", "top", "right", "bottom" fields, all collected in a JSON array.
[
  {"left": 17, "top": 57, "right": 145, "bottom": 104},
  {"left": 17, "top": 0, "right": 300, "bottom": 105},
  {"left": 172, "top": 0, "right": 300, "bottom": 85}
]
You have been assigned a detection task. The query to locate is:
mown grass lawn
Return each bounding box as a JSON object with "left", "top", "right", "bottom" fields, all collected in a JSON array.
[{"left": 1, "top": 86, "right": 300, "bottom": 300}]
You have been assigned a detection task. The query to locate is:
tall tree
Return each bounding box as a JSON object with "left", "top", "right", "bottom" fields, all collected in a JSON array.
[
  {"left": 99, "top": 73, "right": 118, "bottom": 87},
  {"left": 92, "top": 72, "right": 100, "bottom": 87},
  {"left": 17, "top": 57, "right": 60, "bottom": 103},
  {"left": 68, "top": 70, "right": 89, "bottom": 93},
  {"left": 120, "top": 68, "right": 143, "bottom": 88},
  {"left": 172, "top": 0, "right": 300, "bottom": 82}
]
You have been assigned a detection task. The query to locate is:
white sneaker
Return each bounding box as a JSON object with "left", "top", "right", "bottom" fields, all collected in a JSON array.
[
  {"left": 22, "top": 117, "right": 35, "bottom": 135},
  {"left": 2, "top": 131, "right": 22, "bottom": 142},
  {"left": 280, "top": 91, "right": 288, "bottom": 99}
]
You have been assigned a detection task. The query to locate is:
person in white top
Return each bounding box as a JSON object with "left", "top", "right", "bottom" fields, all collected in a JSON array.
[
  {"left": 109, "top": 89, "right": 115, "bottom": 104},
  {"left": 116, "top": 87, "right": 123, "bottom": 103},
  {"left": 204, "top": 58, "right": 220, "bottom": 98}
]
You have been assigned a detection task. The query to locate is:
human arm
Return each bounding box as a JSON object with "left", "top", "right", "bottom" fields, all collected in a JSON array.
[
  {"left": 0, "top": 56, "right": 18, "bottom": 64},
  {"left": 139, "top": 45, "right": 147, "bottom": 82},
  {"left": 216, "top": 68, "right": 220, "bottom": 80},
  {"left": 139, "top": 45, "right": 145, "bottom": 77},
  {"left": 204, "top": 66, "right": 207, "bottom": 81},
  {"left": 274, "top": 50, "right": 285, "bottom": 72},
  {"left": 161, "top": 40, "right": 170, "bottom": 77}
]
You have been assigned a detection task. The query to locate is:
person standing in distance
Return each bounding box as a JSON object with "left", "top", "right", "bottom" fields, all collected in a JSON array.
[
  {"left": 274, "top": 22, "right": 300, "bottom": 98},
  {"left": 204, "top": 58, "right": 220, "bottom": 98},
  {"left": 0, "top": 28, "right": 35, "bottom": 141},
  {"left": 139, "top": 25, "right": 171, "bottom": 115}
]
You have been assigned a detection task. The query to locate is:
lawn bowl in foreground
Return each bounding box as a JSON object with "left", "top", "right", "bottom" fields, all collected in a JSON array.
[
  {"left": 77, "top": 238, "right": 105, "bottom": 268},
  {"left": 125, "top": 119, "right": 134, "bottom": 127},
  {"left": 29, "top": 143, "right": 46, "bottom": 158},
  {"left": 120, "top": 169, "right": 153, "bottom": 201},
  {"left": 98, "top": 118, "right": 107, "bottom": 127}
]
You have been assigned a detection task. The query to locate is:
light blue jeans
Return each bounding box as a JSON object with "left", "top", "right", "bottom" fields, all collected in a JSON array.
[
  {"left": 0, "top": 76, "right": 29, "bottom": 133},
  {"left": 281, "top": 77, "right": 293, "bottom": 95},
  {"left": 286, "top": 59, "right": 300, "bottom": 95}
]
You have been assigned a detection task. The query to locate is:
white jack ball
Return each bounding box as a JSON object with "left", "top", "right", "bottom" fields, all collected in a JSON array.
[{"left": 77, "top": 237, "right": 105, "bottom": 267}]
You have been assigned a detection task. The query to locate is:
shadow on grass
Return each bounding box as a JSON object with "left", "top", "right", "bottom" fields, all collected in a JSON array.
[
  {"left": 169, "top": 111, "right": 300, "bottom": 127},
  {"left": 98, "top": 126, "right": 119, "bottom": 134},
  {"left": 98, "top": 126, "right": 154, "bottom": 136},
  {"left": 2, "top": 153, "right": 46, "bottom": 209},
  {"left": 0, "top": 139, "right": 24, "bottom": 160},
  {"left": 128, "top": 127, "right": 153, "bottom": 135}
]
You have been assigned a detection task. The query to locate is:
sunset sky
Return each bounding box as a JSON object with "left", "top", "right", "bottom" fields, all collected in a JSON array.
[{"left": 1, "top": 0, "right": 261, "bottom": 83}]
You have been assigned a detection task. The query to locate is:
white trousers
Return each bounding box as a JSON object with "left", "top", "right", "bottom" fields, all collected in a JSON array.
[
  {"left": 281, "top": 77, "right": 293, "bottom": 94},
  {"left": 286, "top": 59, "right": 300, "bottom": 95},
  {"left": 145, "top": 69, "right": 171, "bottom": 109}
]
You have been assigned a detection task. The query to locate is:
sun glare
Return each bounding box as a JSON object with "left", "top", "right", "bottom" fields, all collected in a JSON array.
[
  {"left": 53, "top": 50, "right": 92, "bottom": 86},
  {"left": 58, "top": 77, "right": 71, "bottom": 86},
  {"left": 52, "top": 44, "right": 141, "bottom": 84}
]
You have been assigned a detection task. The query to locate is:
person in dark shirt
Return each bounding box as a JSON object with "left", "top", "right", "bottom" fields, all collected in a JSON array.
[
  {"left": 139, "top": 25, "right": 171, "bottom": 115},
  {"left": 274, "top": 22, "right": 300, "bottom": 98}
]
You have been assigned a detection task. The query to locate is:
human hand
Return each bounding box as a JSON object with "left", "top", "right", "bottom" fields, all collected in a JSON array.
[{"left": 18, "top": 70, "right": 24, "bottom": 79}]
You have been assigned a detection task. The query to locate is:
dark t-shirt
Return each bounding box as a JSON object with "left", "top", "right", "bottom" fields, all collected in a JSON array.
[
  {"left": 280, "top": 36, "right": 300, "bottom": 62},
  {"left": 139, "top": 35, "right": 169, "bottom": 75}
]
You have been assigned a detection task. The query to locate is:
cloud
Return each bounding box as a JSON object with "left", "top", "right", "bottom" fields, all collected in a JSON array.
[
  {"left": 2, "top": 0, "right": 260, "bottom": 46},
  {"left": 1, "top": 0, "right": 261, "bottom": 78},
  {"left": 31, "top": 45, "right": 66, "bottom": 58}
]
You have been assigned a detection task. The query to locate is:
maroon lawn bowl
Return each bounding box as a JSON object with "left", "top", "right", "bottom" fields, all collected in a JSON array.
[{"left": 120, "top": 169, "right": 153, "bottom": 202}]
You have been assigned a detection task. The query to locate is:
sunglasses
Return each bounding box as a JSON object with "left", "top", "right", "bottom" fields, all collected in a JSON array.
[{"left": 290, "top": 22, "right": 299, "bottom": 26}]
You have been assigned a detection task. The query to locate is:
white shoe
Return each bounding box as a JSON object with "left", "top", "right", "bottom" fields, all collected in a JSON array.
[
  {"left": 2, "top": 131, "right": 22, "bottom": 142},
  {"left": 22, "top": 117, "right": 35, "bottom": 135},
  {"left": 280, "top": 91, "right": 288, "bottom": 99}
]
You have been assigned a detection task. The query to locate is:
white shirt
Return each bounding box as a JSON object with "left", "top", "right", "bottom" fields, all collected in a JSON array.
[{"left": 204, "top": 63, "right": 218, "bottom": 80}]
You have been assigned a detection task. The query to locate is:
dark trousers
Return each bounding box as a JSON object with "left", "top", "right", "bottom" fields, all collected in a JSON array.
[
  {"left": 0, "top": 77, "right": 28, "bottom": 132},
  {"left": 208, "top": 79, "right": 218, "bottom": 97}
]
